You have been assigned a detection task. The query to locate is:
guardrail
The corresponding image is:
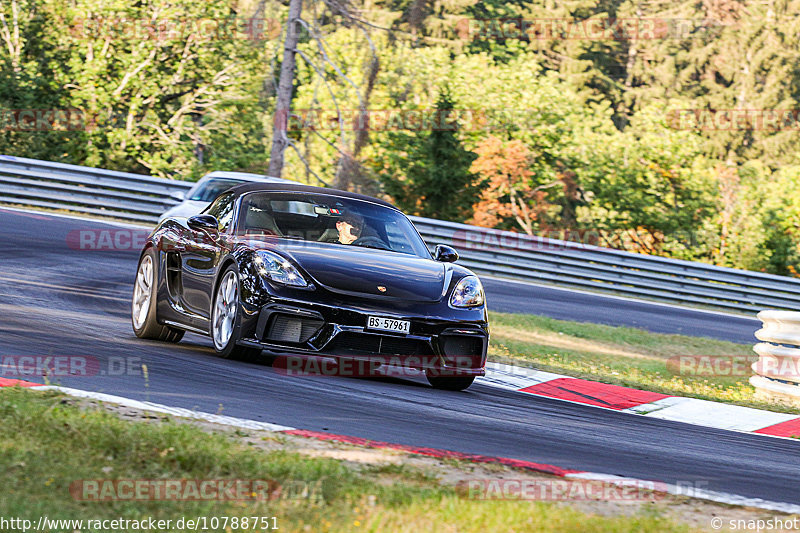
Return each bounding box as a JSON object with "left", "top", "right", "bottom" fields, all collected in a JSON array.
[
  {"left": 1, "top": 153, "right": 799, "bottom": 314},
  {"left": 0, "top": 154, "right": 191, "bottom": 223},
  {"left": 752, "top": 311, "right": 800, "bottom": 406},
  {"left": 410, "top": 218, "right": 800, "bottom": 314}
]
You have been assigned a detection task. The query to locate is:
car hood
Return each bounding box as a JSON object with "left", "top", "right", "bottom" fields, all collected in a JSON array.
[{"left": 273, "top": 241, "right": 446, "bottom": 302}]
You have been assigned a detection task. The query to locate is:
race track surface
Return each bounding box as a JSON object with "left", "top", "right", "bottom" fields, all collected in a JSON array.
[
  {"left": 1, "top": 208, "right": 796, "bottom": 506},
  {"left": 482, "top": 278, "right": 760, "bottom": 344}
]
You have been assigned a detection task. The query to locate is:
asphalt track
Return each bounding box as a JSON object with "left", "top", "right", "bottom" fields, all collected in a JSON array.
[
  {"left": 1, "top": 207, "right": 797, "bottom": 506},
  {"left": 482, "top": 277, "right": 760, "bottom": 344}
]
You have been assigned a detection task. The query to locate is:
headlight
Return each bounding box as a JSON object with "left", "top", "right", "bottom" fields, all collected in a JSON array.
[
  {"left": 450, "top": 276, "right": 484, "bottom": 308},
  {"left": 254, "top": 250, "right": 308, "bottom": 287}
]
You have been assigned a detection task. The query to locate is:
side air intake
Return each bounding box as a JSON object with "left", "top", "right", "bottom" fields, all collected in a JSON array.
[{"left": 265, "top": 314, "right": 323, "bottom": 344}]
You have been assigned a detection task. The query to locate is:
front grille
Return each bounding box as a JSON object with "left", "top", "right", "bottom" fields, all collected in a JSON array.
[
  {"left": 265, "top": 314, "right": 324, "bottom": 344},
  {"left": 332, "top": 332, "right": 380, "bottom": 353},
  {"left": 380, "top": 335, "right": 431, "bottom": 356},
  {"left": 329, "top": 332, "right": 433, "bottom": 356}
]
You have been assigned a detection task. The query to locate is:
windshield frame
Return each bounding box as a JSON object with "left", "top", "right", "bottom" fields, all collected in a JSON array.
[
  {"left": 232, "top": 190, "right": 433, "bottom": 259},
  {"left": 188, "top": 178, "right": 248, "bottom": 202}
]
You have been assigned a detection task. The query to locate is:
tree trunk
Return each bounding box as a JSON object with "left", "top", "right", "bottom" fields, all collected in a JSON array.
[
  {"left": 267, "top": 0, "right": 303, "bottom": 178},
  {"left": 334, "top": 55, "right": 380, "bottom": 192}
]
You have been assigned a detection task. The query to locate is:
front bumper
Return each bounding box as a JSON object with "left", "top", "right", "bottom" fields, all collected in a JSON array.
[{"left": 238, "top": 297, "right": 489, "bottom": 377}]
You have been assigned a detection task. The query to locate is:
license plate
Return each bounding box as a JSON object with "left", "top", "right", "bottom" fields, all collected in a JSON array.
[{"left": 367, "top": 316, "right": 410, "bottom": 334}]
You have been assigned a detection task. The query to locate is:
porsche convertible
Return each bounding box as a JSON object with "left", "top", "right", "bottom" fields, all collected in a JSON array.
[{"left": 132, "top": 182, "right": 488, "bottom": 390}]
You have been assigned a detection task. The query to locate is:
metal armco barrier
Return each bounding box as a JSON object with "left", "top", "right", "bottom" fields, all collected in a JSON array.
[
  {"left": 410, "top": 218, "right": 800, "bottom": 314},
  {"left": 752, "top": 311, "right": 800, "bottom": 406},
  {"left": 0, "top": 154, "right": 192, "bottom": 223},
  {"left": 1, "top": 153, "right": 800, "bottom": 314}
]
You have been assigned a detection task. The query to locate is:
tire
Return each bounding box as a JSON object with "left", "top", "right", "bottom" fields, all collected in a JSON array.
[
  {"left": 132, "top": 248, "right": 185, "bottom": 343},
  {"left": 426, "top": 373, "right": 475, "bottom": 391},
  {"left": 211, "top": 264, "right": 262, "bottom": 361}
]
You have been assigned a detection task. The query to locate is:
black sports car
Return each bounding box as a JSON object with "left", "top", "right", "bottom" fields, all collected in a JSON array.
[{"left": 132, "top": 182, "right": 488, "bottom": 390}]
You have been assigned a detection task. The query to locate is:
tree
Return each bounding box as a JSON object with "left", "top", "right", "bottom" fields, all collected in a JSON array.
[
  {"left": 267, "top": 0, "right": 303, "bottom": 178},
  {"left": 469, "top": 136, "right": 542, "bottom": 235},
  {"left": 377, "top": 87, "right": 478, "bottom": 221},
  {"left": 581, "top": 106, "right": 717, "bottom": 257},
  {"left": 266, "top": 0, "right": 383, "bottom": 188},
  {"left": 0, "top": 0, "right": 274, "bottom": 178}
]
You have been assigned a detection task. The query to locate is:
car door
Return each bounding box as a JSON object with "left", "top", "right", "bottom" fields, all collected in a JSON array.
[{"left": 180, "top": 192, "right": 236, "bottom": 318}]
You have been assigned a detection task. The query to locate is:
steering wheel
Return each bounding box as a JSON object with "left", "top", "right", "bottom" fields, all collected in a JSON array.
[{"left": 353, "top": 235, "right": 391, "bottom": 250}]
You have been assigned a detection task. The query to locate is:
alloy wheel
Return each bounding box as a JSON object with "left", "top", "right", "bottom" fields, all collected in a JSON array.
[
  {"left": 213, "top": 270, "right": 238, "bottom": 349},
  {"left": 132, "top": 254, "right": 153, "bottom": 330}
]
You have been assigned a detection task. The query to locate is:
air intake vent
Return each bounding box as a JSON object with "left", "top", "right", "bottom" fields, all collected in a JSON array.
[
  {"left": 265, "top": 315, "right": 323, "bottom": 344},
  {"left": 329, "top": 333, "right": 433, "bottom": 356},
  {"left": 440, "top": 336, "right": 484, "bottom": 358}
]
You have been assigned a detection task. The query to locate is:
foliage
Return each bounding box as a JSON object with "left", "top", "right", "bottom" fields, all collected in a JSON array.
[
  {"left": 1, "top": 0, "right": 799, "bottom": 274},
  {"left": 0, "top": 0, "right": 277, "bottom": 178},
  {"left": 375, "top": 87, "right": 478, "bottom": 221},
  {"left": 469, "top": 136, "right": 544, "bottom": 234}
]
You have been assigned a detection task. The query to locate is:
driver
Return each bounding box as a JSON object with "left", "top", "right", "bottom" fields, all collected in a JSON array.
[{"left": 335, "top": 211, "right": 364, "bottom": 245}]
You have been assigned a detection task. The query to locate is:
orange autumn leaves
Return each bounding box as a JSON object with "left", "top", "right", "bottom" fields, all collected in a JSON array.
[{"left": 468, "top": 135, "right": 552, "bottom": 236}]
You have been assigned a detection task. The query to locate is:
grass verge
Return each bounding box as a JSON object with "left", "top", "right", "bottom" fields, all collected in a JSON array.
[
  {"left": 0, "top": 387, "right": 695, "bottom": 533},
  {"left": 487, "top": 311, "right": 800, "bottom": 413}
]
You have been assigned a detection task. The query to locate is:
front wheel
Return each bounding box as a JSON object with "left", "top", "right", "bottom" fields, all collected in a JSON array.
[
  {"left": 426, "top": 372, "right": 475, "bottom": 391},
  {"left": 211, "top": 265, "right": 262, "bottom": 361},
  {"left": 131, "top": 248, "right": 184, "bottom": 343}
]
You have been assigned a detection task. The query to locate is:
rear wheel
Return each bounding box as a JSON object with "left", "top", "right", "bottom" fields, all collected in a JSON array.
[
  {"left": 131, "top": 248, "right": 184, "bottom": 342},
  {"left": 426, "top": 372, "right": 475, "bottom": 391},
  {"left": 211, "top": 265, "right": 262, "bottom": 361}
]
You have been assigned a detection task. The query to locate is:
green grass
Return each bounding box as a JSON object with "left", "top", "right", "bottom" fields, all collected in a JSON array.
[
  {"left": 488, "top": 311, "right": 799, "bottom": 413},
  {"left": 0, "top": 387, "right": 693, "bottom": 532}
]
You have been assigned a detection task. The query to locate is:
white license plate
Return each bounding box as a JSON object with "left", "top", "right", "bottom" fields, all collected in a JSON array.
[{"left": 367, "top": 316, "right": 410, "bottom": 334}]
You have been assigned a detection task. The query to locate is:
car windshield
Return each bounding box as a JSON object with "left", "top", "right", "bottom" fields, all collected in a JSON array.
[
  {"left": 237, "top": 192, "right": 431, "bottom": 258},
  {"left": 189, "top": 178, "right": 248, "bottom": 202}
]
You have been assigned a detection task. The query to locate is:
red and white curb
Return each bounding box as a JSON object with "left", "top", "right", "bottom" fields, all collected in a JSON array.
[
  {"left": 2, "top": 377, "right": 800, "bottom": 514},
  {"left": 479, "top": 362, "right": 800, "bottom": 439}
]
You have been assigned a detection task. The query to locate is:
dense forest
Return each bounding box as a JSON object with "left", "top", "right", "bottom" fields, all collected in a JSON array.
[{"left": 1, "top": 0, "right": 799, "bottom": 275}]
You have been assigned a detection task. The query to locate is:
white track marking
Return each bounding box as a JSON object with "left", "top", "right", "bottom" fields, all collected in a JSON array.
[
  {"left": 567, "top": 472, "right": 800, "bottom": 514},
  {"left": 31, "top": 385, "right": 295, "bottom": 432},
  {"left": 2, "top": 381, "right": 797, "bottom": 514}
]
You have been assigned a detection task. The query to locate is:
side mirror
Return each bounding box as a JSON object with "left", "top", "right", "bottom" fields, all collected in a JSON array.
[
  {"left": 434, "top": 244, "right": 459, "bottom": 263},
  {"left": 187, "top": 214, "right": 219, "bottom": 234},
  {"left": 170, "top": 190, "right": 186, "bottom": 201}
]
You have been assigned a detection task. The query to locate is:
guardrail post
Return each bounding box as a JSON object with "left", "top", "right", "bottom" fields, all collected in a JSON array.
[{"left": 751, "top": 310, "right": 800, "bottom": 406}]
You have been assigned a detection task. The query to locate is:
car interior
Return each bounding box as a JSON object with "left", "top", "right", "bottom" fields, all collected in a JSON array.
[{"left": 237, "top": 194, "right": 416, "bottom": 254}]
